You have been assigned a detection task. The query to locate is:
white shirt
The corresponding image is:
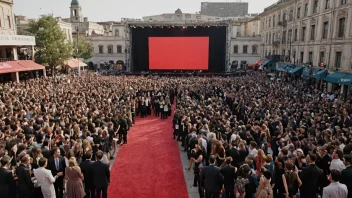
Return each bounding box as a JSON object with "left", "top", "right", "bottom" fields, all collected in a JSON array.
[
  {"left": 249, "top": 148, "right": 258, "bottom": 158},
  {"left": 322, "top": 182, "right": 348, "bottom": 198},
  {"left": 330, "top": 159, "right": 346, "bottom": 172}
]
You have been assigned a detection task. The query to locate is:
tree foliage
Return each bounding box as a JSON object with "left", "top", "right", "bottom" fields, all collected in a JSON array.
[
  {"left": 74, "top": 36, "right": 94, "bottom": 61},
  {"left": 26, "top": 15, "right": 72, "bottom": 70}
]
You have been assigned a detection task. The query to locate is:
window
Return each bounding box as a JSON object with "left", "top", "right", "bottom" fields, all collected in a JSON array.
[
  {"left": 319, "top": 51, "right": 325, "bottom": 65},
  {"left": 308, "top": 52, "right": 313, "bottom": 64},
  {"left": 304, "top": 4, "right": 308, "bottom": 17},
  {"left": 243, "top": 45, "right": 248, "bottom": 54},
  {"left": 325, "top": 0, "right": 330, "bottom": 9},
  {"left": 283, "top": 13, "right": 287, "bottom": 21},
  {"left": 6, "top": 16, "right": 11, "bottom": 28},
  {"left": 311, "top": 25, "right": 316, "bottom": 40},
  {"left": 73, "top": 10, "right": 77, "bottom": 16},
  {"left": 98, "top": 45, "right": 103, "bottom": 53},
  {"left": 301, "top": 27, "right": 306, "bottom": 41},
  {"left": 273, "top": 15, "right": 276, "bottom": 27},
  {"left": 335, "top": 52, "right": 342, "bottom": 68},
  {"left": 115, "top": 29, "right": 119, "bottom": 36},
  {"left": 108, "top": 45, "right": 113, "bottom": 54},
  {"left": 322, "top": 22, "right": 328, "bottom": 39},
  {"left": 338, "top": 18, "right": 345, "bottom": 38},
  {"left": 266, "top": 33, "right": 268, "bottom": 43},
  {"left": 268, "top": 19, "right": 271, "bottom": 28},
  {"left": 289, "top": 10, "right": 293, "bottom": 21},
  {"left": 313, "top": 0, "right": 318, "bottom": 14},
  {"left": 294, "top": 29, "right": 298, "bottom": 41},
  {"left": 116, "top": 45, "right": 122, "bottom": 53},
  {"left": 233, "top": 45, "right": 238, "bottom": 53},
  {"left": 273, "top": 33, "right": 276, "bottom": 41},
  {"left": 252, "top": 45, "right": 258, "bottom": 54},
  {"left": 269, "top": 32, "right": 272, "bottom": 43},
  {"left": 288, "top": 29, "right": 292, "bottom": 42},
  {"left": 341, "top": 0, "right": 347, "bottom": 5},
  {"left": 300, "top": 51, "right": 304, "bottom": 63},
  {"left": 297, "top": 7, "right": 301, "bottom": 19},
  {"left": 282, "top": 31, "right": 287, "bottom": 43}
]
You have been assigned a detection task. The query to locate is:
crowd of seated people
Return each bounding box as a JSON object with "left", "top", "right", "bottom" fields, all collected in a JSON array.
[{"left": 173, "top": 73, "right": 352, "bottom": 198}]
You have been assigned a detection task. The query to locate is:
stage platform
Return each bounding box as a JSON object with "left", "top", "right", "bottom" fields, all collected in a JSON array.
[{"left": 100, "top": 70, "right": 248, "bottom": 77}]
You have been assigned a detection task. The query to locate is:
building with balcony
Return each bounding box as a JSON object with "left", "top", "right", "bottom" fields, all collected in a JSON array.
[
  {"left": 260, "top": 0, "right": 352, "bottom": 73},
  {"left": 0, "top": 0, "right": 43, "bottom": 82}
]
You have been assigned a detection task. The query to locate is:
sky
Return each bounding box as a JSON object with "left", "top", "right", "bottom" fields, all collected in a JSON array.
[{"left": 13, "top": 0, "right": 278, "bottom": 22}]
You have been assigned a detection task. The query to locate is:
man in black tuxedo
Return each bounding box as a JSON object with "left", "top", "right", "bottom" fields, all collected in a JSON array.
[
  {"left": 300, "top": 152, "right": 322, "bottom": 198},
  {"left": 200, "top": 155, "right": 224, "bottom": 198},
  {"left": 341, "top": 154, "right": 352, "bottom": 198},
  {"left": 0, "top": 155, "right": 16, "bottom": 198},
  {"left": 41, "top": 140, "right": 51, "bottom": 159},
  {"left": 16, "top": 154, "right": 34, "bottom": 198},
  {"left": 220, "top": 157, "right": 236, "bottom": 198},
  {"left": 48, "top": 147, "right": 65, "bottom": 198},
  {"left": 227, "top": 140, "right": 240, "bottom": 168},
  {"left": 80, "top": 151, "right": 95, "bottom": 198},
  {"left": 92, "top": 150, "right": 110, "bottom": 198}
]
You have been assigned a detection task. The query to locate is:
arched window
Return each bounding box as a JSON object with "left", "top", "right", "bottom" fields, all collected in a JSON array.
[
  {"left": 243, "top": 45, "right": 248, "bottom": 54},
  {"left": 115, "top": 29, "right": 119, "bottom": 37},
  {"left": 252, "top": 45, "right": 258, "bottom": 54},
  {"left": 107, "top": 45, "right": 113, "bottom": 54},
  {"left": 233, "top": 45, "right": 238, "bottom": 53},
  {"left": 116, "top": 45, "right": 122, "bottom": 53},
  {"left": 98, "top": 45, "right": 104, "bottom": 54},
  {"left": 289, "top": 10, "right": 293, "bottom": 21},
  {"left": 273, "top": 15, "right": 276, "bottom": 27}
]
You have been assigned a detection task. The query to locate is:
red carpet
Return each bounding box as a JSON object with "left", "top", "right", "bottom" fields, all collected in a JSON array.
[{"left": 108, "top": 107, "right": 189, "bottom": 198}]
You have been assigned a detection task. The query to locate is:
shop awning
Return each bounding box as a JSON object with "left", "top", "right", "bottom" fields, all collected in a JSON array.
[
  {"left": 303, "top": 67, "right": 320, "bottom": 77},
  {"left": 248, "top": 59, "right": 264, "bottom": 68},
  {"left": 312, "top": 69, "right": 327, "bottom": 80},
  {"left": 0, "top": 60, "right": 45, "bottom": 74},
  {"left": 65, "top": 59, "right": 87, "bottom": 68},
  {"left": 287, "top": 66, "right": 304, "bottom": 75},
  {"left": 262, "top": 59, "right": 271, "bottom": 66},
  {"left": 325, "top": 72, "right": 352, "bottom": 85}
]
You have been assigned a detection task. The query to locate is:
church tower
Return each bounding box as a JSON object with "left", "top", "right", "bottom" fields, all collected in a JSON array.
[{"left": 70, "top": 0, "right": 83, "bottom": 23}]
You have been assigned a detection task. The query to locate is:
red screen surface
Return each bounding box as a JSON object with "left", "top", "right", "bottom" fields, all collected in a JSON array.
[{"left": 148, "top": 37, "right": 209, "bottom": 70}]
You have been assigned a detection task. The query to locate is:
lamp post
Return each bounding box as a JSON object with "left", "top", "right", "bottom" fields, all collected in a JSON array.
[{"left": 76, "top": 25, "right": 80, "bottom": 76}]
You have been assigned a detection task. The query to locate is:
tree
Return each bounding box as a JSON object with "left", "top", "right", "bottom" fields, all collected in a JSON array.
[
  {"left": 74, "top": 36, "right": 94, "bottom": 61},
  {"left": 26, "top": 15, "right": 72, "bottom": 76}
]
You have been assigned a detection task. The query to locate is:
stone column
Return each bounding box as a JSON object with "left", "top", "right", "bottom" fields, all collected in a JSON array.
[
  {"left": 43, "top": 69, "right": 46, "bottom": 78},
  {"left": 12, "top": 47, "right": 18, "bottom": 60},
  {"left": 31, "top": 46, "right": 35, "bottom": 61},
  {"left": 11, "top": 72, "right": 19, "bottom": 82}
]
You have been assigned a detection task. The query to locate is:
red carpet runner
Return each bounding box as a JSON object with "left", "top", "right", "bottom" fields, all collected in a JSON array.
[{"left": 108, "top": 106, "right": 189, "bottom": 198}]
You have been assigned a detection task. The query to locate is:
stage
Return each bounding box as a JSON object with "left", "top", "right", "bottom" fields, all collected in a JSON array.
[{"left": 100, "top": 70, "right": 247, "bottom": 77}]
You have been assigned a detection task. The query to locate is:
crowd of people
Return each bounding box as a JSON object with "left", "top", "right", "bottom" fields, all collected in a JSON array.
[
  {"left": 0, "top": 74, "right": 175, "bottom": 198},
  {"left": 0, "top": 71, "right": 352, "bottom": 198},
  {"left": 172, "top": 73, "right": 352, "bottom": 198}
]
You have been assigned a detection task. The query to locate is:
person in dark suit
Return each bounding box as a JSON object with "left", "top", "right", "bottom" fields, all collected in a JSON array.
[
  {"left": 220, "top": 157, "right": 236, "bottom": 198},
  {"left": 341, "top": 154, "right": 352, "bottom": 198},
  {"left": 227, "top": 140, "right": 240, "bottom": 168},
  {"left": 300, "top": 152, "right": 322, "bottom": 198},
  {"left": 92, "top": 150, "right": 110, "bottom": 198},
  {"left": 16, "top": 154, "right": 34, "bottom": 198},
  {"left": 80, "top": 151, "right": 95, "bottom": 198},
  {"left": 200, "top": 155, "right": 224, "bottom": 198},
  {"left": 48, "top": 147, "right": 66, "bottom": 198},
  {"left": 41, "top": 140, "right": 51, "bottom": 159},
  {"left": 0, "top": 155, "right": 16, "bottom": 198}
]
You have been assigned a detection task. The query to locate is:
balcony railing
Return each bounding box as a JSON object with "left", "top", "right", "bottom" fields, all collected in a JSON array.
[{"left": 272, "top": 41, "right": 280, "bottom": 46}]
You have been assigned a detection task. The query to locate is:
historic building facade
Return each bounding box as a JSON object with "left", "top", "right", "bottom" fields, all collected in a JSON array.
[{"left": 260, "top": 0, "right": 352, "bottom": 72}]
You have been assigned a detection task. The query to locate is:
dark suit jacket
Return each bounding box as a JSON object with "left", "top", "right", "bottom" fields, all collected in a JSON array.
[
  {"left": 41, "top": 147, "right": 51, "bottom": 160},
  {"left": 80, "top": 160, "right": 95, "bottom": 188},
  {"left": 341, "top": 166, "right": 352, "bottom": 198},
  {"left": 48, "top": 156, "right": 66, "bottom": 180},
  {"left": 200, "top": 165, "right": 224, "bottom": 193},
  {"left": 92, "top": 161, "right": 110, "bottom": 189},
  {"left": 16, "top": 164, "right": 34, "bottom": 195},
  {"left": 300, "top": 164, "right": 321, "bottom": 197},
  {"left": 0, "top": 167, "right": 16, "bottom": 198},
  {"left": 220, "top": 165, "right": 236, "bottom": 187}
]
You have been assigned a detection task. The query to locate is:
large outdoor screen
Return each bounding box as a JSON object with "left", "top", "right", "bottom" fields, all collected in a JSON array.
[{"left": 148, "top": 37, "right": 209, "bottom": 70}]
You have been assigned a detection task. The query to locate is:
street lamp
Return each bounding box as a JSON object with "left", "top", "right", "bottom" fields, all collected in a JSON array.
[{"left": 76, "top": 25, "right": 80, "bottom": 76}]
